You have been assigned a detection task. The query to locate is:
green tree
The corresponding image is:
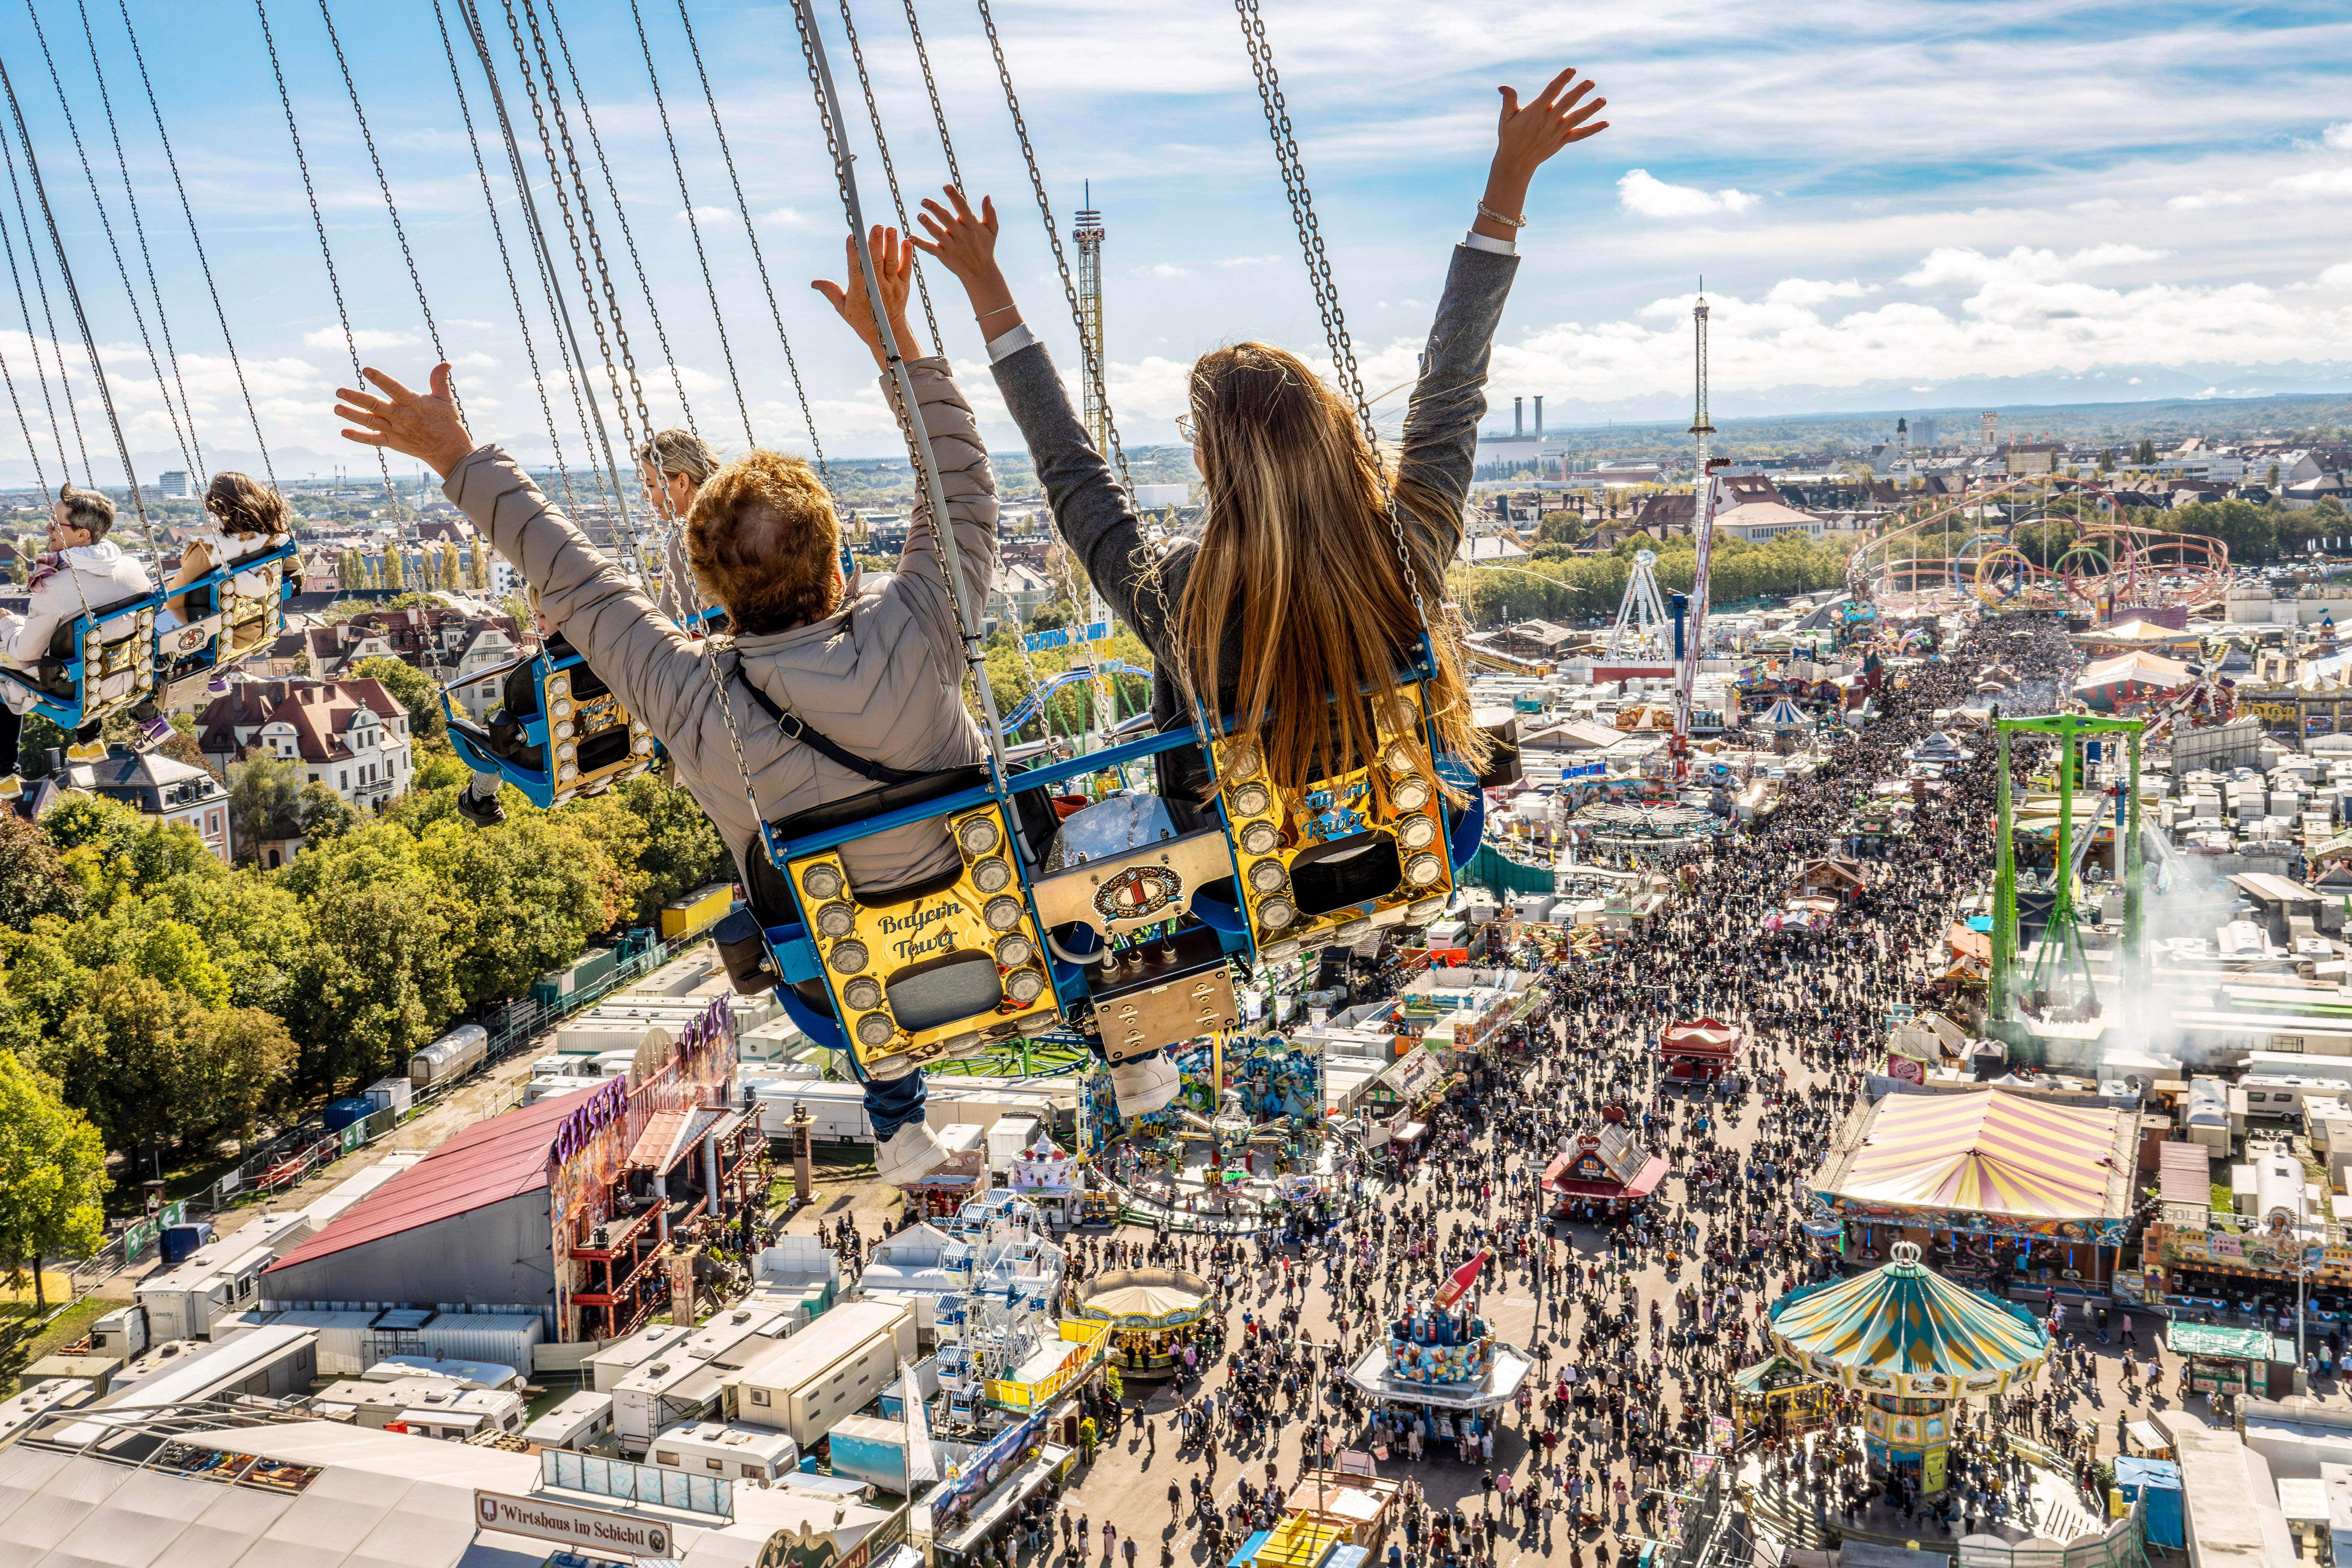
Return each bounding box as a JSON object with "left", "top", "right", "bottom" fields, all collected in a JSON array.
[
  {"left": 299, "top": 782, "right": 355, "bottom": 841},
  {"left": 354, "top": 655, "right": 446, "bottom": 746},
  {"left": 1535, "top": 510, "right": 1584, "bottom": 546},
  {"left": 2135, "top": 438, "right": 2156, "bottom": 465},
  {"left": 226, "top": 753, "right": 307, "bottom": 858},
  {"left": 469, "top": 540, "right": 489, "bottom": 591},
  {"left": 0, "top": 1052, "right": 106, "bottom": 1310},
  {"left": 382, "top": 547, "right": 406, "bottom": 592},
  {"left": 439, "top": 543, "right": 461, "bottom": 591},
  {"left": 0, "top": 813, "right": 82, "bottom": 932}
]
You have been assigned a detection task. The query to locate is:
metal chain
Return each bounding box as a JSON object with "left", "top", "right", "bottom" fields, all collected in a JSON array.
[
  {"left": 540, "top": 0, "right": 695, "bottom": 442},
  {"left": 900, "top": 0, "right": 963, "bottom": 191},
  {"left": 0, "top": 115, "right": 79, "bottom": 483},
  {"left": 0, "top": 323, "right": 46, "bottom": 495},
  {"left": 837, "top": 0, "right": 941, "bottom": 357},
  {"left": 672, "top": 0, "right": 834, "bottom": 492},
  {"left": 316, "top": 0, "right": 463, "bottom": 430},
  {"left": 431, "top": 0, "right": 580, "bottom": 520},
  {"left": 1232, "top": 0, "right": 1427, "bottom": 625},
  {"left": 26, "top": 0, "right": 195, "bottom": 491},
  {"left": 495, "top": 0, "right": 645, "bottom": 566},
  {"left": 625, "top": 0, "right": 752, "bottom": 449},
  {"left": 974, "top": 0, "right": 1132, "bottom": 500},
  {"left": 68, "top": 0, "right": 202, "bottom": 480},
  {"left": 788, "top": 1, "right": 954, "bottom": 625},
  {"left": 253, "top": 0, "right": 401, "bottom": 511},
  {"left": 113, "top": 0, "right": 272, "bottom": 488},
  {"left": 0, "top": 47, "right": 145, "bottom": 639},
  {"left": 510, "top": 0, "right": 648, "bottom": 455},
  {"left": 455, "top": 0, "right": 617, "bottom": 529}
]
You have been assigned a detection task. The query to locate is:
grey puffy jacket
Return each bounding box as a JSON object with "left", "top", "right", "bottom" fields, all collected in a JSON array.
[{"left": 444, "top": 356, "right": 998, "bottom": 895}]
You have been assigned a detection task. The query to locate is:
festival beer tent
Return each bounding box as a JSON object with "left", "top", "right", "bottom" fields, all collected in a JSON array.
[{"left": 1811, "top": 1087, "right": 2137, "bottom": 1286}]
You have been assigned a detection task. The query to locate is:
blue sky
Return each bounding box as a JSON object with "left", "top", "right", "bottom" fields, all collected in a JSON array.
[{"left": 0, "top": 0, "right": 2347, "bottom": 480}]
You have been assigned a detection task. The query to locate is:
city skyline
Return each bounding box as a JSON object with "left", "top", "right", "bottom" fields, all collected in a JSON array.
[{"left": 0, "top": 0, "right": 2341, "bottom": 477}]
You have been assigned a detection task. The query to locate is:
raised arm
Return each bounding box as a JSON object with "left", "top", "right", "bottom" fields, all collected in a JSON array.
[
  {"left": 913, "top": 187, "right": 1172, "bottom": 660},
  {"left": 1395, "top": 67, "right": 1608, "bottom": 578}
]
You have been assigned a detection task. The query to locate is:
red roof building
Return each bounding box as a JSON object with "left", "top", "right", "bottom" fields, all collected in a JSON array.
[
  {"left": 1543, "top": 1125, "right": 1669, "bottom": 1213},
  {"left": 262, "top": 1092, "right": 576, "bottom": 1312},
  {"left": 196, "top": 676, "right": 414, "bottom": 811}
]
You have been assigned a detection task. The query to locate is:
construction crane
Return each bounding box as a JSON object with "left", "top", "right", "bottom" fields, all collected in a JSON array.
[{"left": 1672, "top": 286, "right": 1725, "bottom": 782}]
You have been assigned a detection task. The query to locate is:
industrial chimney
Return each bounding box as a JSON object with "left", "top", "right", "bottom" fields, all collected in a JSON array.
[
  {"left": 1513, "top": 397, "right": 1524, "bottom": 438},
  {"left": 1534, "top": 396, "right": 1544, "bottom": 441}
]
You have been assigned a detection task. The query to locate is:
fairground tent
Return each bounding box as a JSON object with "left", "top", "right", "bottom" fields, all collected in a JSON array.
[{"left": 1818, "top": 1088, "right": 2133, "bottom": 1224}]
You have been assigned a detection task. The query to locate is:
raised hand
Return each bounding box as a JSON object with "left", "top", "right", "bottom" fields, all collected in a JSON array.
[
  {"left": 812, "top": 225, "right": 921, "bottom": 368},
  {"left": 1476, "top": 68, "right": 1608, "bottom": 241},
  {"left": 914, "top": 186, "right": 1022, "bottom": 337},
  {"left": 335, "top": 364, "right": 474, "bottom": 478},
  {"left": 1496, "top": 67, "right": 1609, "bottom": 175}
]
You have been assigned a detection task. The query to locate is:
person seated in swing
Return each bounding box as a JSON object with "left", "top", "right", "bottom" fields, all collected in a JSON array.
[
  {"left": 0, "top": 482, "right": 158, "bottom": 799},
  {"left": 916, "top": 66, "right": 1606, "bottom": 1102},
  {"left": 166, "top": 471, "right": 294, "bottom": 653},
  {"left": 334, "top": 225, "right": 997, "bottom": 1186}
]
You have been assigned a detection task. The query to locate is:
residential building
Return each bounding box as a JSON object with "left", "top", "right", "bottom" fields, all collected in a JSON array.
[
  {"left": 2003, "top": 442, "right": 2063, "bottom": 476},
  {"left": 28, "top": 748, "right": 232, "bottom": 863},
  {"left": 196, "top": 677, "right": 414, "bottom": 811}
]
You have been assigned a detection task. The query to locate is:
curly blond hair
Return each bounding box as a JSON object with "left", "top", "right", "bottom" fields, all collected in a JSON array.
[{"left": 686, "top": 449, "right": 840, "bottom": 636}]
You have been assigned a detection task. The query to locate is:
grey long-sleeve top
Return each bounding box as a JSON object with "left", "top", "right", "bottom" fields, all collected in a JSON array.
[
  {"left": 444, "top": 356, "right": 999, "bottom": 895},
  {"left": 989, "top": 241, "right": 1517, "bottom": 805}
]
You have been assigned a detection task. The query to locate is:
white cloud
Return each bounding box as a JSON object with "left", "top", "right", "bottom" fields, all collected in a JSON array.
[
  {"left": 1135, "top": 263, "right": 1192, "bottom": 278},
  {"left": 678, "top": 206, "right": 734, "bottom": 226},
  {"left": 760, "top": 208, "right": 811, "bottom": 229},
  {"left": 1765, "top": 278, "right": 1872, "bottom": 307},
  {"left": 2322, "top": 262, "right": 2352, "bottom": 287},
  {"left": 1616, "top": 169, "right": 1759, "bottom": 218},
  {"left": 2327, "top": 123, "right": 2352, "bottom": 152},
  {"left": 302, "top": 328, "right": 420, "bottom": 352},
  {"left": 2173, "top": 162, "right": 2352, "bottom": 208}
]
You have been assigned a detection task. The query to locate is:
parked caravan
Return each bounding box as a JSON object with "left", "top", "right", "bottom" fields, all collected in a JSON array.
[
  {"left": 408, "top": 1024, "right": 489, "bottom": 1089},
  {"left": 726, "top": 1301, "right": 915, "bottom": 1448},
  {"left": 648, "top": 1419, "right": 800, "bottom": 1482},
  {"left": 522, "top": 1390, "right": 619, "bottom": 1455}
]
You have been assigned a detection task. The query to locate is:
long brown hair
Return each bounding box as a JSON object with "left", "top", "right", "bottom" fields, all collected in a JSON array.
[
  {"left": 1172, "top": 341, "right": 1488, "bottom": 798},
  {"left": 203, "top": 471, "right": 287, "bottom": 539}
]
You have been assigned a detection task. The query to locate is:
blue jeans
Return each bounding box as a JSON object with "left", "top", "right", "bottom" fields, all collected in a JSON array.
[{"left": 848, "top": 1054, "right": 928, "bottom": 1141}]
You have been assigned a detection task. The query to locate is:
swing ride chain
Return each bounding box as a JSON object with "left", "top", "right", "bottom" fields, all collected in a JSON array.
[
  {"left": 789, "top": 2, "right": 963, "bottom": 631},
  {"left": 1233, "top": 0, "right": 1426, "bottom": 623},
  {"left": 540, "top": 0, "right": 696, "bottom": 444},
  {"left": 900, "top": 0, "right": 963, "bottom": 191},
  {"left": 69, "top": 0, "right": 203, "bottom": 481},
  {"left": 456, "top": 0, "right": 620, "bottom": 530},
  {"left": 499, "top": 0, "right": 667, "bottom": 587},
  {"left": 974, "top": 0, "right": 1132, "bottom": 500},
  {"left": 508, "top": 0, "right": 650, "bottom": 455},
  {"left": 673, "top": 0, "right": 836, "bottom": 495},
  {"left": 254, "top": 0, "right": 400, "bottom": 507},
  {"left": 0, "top": 118, "right": 79, "bottom": 484},
  {"left": 315, "top": 0, "right": 465, "bottom": 429},
  {"left": 26, "top": 0, "right": 196, "bottom": 488},
  {"left": 114, "top": 0, "right": 274, "bottom": 488},
  {"left": 837, "top": 0, "right": 943, "bottom": 358},
  {"left": 625, "top": 0, "right": 753, "bottom": 449},
  {"left": 431, "top": 0, "right": 582, "bottom": 519}
]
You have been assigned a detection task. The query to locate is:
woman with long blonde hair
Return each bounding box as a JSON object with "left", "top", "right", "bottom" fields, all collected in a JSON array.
[{"left": 918, "top": 68, "right": 1605, "bottom": 814}]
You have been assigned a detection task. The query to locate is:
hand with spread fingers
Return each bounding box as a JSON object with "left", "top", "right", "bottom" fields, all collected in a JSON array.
[
  {"left": 811, "top": 224, "right": 922, "bottom": 370},
  {"left": 335, "top": 363, "right": 475, "bottom": 480},
  {"left": 1475, "top": 67, "right": 1609, "bottom": 242}
]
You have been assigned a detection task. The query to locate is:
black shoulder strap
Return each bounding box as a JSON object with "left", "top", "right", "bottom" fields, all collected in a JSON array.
[{"left": 725, "top": 651, "right": 926, "bottom": 786}]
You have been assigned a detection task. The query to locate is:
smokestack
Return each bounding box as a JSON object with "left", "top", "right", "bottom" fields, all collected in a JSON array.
[
  {"left": 1534, "top": 397, "right": 1544, "bottom": 441},
  {"left": 1513, "top": 397, "right": 1524, "bottom": 438}
]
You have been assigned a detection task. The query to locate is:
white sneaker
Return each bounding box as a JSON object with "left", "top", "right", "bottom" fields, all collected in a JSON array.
[
  {"left": 1109, "top": 1054, "right": 1182, "bottom": 1118},
  {"left": 0, "top": 774, "right": 19, "bottom": 801},
  {"left": 874, "top": 1121, "right": 947, "bottom": 1187}
]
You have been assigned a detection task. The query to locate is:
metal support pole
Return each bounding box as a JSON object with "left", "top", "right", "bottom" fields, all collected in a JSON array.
[
  {"left": 2125, "top": 725, "right": 2145, "bottom": 997},
  {"left": 1992, "top": 720, "right": 2015, "bottom": 1025}
]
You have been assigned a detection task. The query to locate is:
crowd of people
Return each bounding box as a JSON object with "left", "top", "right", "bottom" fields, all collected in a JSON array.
[{"left": 980, "top": 613, "right": 2158, "bottom": 1568}]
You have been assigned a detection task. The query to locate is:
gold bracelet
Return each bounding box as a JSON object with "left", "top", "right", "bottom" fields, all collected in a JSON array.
[{"left": 1476, "top": 201, "right": 1528, "bottom": 229}]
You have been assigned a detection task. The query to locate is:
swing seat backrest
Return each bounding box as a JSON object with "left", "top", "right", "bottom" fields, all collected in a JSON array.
[
  {"left": 1215, "top": 670, "right": 1457, "bottom": 960},
  {"left": 30, "top": 591, "right": 159, "bottom": 729},
  {"left": 753, "top": 764, "right": 1063, "bottom": 1070}
]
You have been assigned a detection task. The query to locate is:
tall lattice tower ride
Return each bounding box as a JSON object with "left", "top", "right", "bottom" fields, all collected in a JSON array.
[{"left": 1073, "top": 183, "right": 1109, "bottom": 454}]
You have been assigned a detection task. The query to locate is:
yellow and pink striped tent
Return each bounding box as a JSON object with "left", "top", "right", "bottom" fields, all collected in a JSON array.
[{"left": 1828, "top": 1090, "right": 2127, "bottom": 1221}]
